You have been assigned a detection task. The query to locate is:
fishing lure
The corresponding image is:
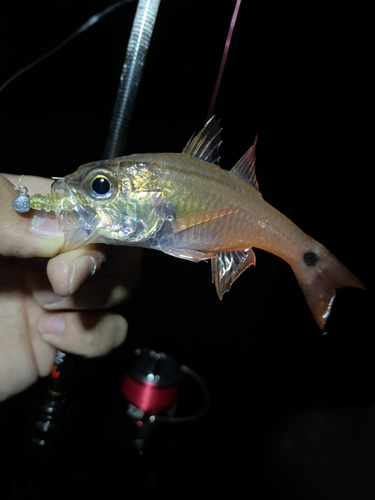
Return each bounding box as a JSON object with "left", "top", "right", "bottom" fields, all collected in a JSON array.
[{"left": 13, "top": 116, "right": 364, "bottom": 331}]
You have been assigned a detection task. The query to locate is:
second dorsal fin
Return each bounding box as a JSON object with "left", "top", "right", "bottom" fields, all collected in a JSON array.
[{"left": 231, "top": 136, "right": 259, "bottom": 190}]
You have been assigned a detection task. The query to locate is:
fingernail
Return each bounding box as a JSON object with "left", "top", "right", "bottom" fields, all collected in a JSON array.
[
  {"left": 69, "top": 255, "right": 96, "bottom": 295},
  {"left": 39, "top": 314, "right": 65, "bottom": 336},
  {"left": 33, "top": 291, "right": 68, "bottom": 309},
  {"left": 30, "top": 212, "right": 63, "bottom": 238}
]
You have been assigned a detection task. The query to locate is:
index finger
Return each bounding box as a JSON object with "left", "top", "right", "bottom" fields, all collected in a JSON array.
[{"left": 0, "top": 175, "right": 64, "bottom": 258}]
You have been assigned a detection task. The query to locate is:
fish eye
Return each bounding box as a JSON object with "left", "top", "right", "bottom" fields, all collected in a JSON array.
[
  {"left": 92, "top": 176, "right": 111, "bottom": 195},
  {"left": 83, "top": 168, "right": 118, "bottom": 200}
]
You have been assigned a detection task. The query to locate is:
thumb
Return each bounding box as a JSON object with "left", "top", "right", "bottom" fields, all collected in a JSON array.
[{"left": 0, "top": 175, "right": 64, "bottom": 258}]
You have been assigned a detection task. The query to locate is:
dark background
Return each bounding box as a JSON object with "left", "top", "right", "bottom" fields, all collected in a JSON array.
[{"left": 0, "top": 1, "right": 372, "bottom": 498}]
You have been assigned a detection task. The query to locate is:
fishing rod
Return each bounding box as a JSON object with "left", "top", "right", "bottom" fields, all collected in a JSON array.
[{"left": 103, "top": 0, "right": 162, "bottom": 159}]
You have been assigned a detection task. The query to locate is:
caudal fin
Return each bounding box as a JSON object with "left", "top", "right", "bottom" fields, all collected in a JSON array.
[{"left": 292, "top": 247, "right": 365, "bottom": 331}]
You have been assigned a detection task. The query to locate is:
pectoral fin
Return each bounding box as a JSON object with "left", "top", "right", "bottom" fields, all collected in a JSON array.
[
  {"left": 172, "top": 207, "right": 239, "bottom": 233},
  {"left": 212, "top": 248, "right": 256, "bottom": 300}
]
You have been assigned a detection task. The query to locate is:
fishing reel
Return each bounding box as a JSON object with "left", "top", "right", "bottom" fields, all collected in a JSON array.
[{"left": 113, "top": 348, "right": 210, "bottom": 453}]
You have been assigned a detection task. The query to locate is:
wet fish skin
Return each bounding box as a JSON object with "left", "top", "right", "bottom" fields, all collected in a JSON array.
[{"left": 30, "top": 117, "right": 364, "bottom": 330}]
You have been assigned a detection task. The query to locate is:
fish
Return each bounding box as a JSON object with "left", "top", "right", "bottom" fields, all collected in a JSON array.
[{"left": 25, "top": 117, "right": 364, "bottom": 331}]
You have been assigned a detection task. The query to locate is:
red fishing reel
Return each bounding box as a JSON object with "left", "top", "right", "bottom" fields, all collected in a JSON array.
[{"left": 121, "top": 348, "right": 209, "bottom": 425}]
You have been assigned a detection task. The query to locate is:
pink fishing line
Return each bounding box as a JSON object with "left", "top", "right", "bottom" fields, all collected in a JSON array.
[{"left": 207, "top": 0, "right": 242, "bottom": 121}]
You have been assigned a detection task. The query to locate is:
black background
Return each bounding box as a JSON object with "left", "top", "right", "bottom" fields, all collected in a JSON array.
[{"left": 0, "top": 1, "right": 372, "bottom": 498}]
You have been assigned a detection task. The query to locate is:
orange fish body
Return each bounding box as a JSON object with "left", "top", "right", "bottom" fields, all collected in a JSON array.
[
  {"left": 28, "top": 117, "right": 364, "bottom": 331},
  {"left": 128, "top": 148, "right": 363, "bottom": 332}
]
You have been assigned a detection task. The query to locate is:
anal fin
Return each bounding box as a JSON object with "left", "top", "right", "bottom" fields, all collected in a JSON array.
[{"left": 212, "top": 248, "right": 256, "bottom": 299}]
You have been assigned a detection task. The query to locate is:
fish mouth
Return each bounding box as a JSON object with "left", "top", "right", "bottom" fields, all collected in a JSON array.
[{"left": 51, "top": 178, "right": 97, "bottom": 250}]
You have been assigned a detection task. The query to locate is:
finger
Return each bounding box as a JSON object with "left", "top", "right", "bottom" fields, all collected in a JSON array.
[
  {"left": 33, "top": 271, "right": 135, "bottom": 310},
  {"left": 47, "top": 247, "right": 104, "bottom": 296},
  {"left": 47, "top": 245, "right": 142, "bottom": 296},
  {"left": 0, "top": 175, "right": 64, "bottom": 258},
  {"left": 38, "top": 311, "right": 128, "bottom": 357}
]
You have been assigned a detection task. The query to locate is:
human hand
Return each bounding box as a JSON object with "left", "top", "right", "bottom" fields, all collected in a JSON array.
[{"left": 0, "top": 174, "right": 141, "bottom": 401}]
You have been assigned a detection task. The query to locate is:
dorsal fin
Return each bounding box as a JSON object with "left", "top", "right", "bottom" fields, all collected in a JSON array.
[
  {"left": 231, "top": 136, "right": 259, "bottom": 190},
  {"left": 183, "top": 116, "right": 222, "bottom": 165}
]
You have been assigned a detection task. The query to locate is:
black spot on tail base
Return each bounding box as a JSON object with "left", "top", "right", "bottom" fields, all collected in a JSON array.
[{"left": 303, "top": 250, "right": 319, "bottom": 267}]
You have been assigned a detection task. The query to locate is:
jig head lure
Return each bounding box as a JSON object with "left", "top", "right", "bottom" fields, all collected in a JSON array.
[{"left": 12, "top": 186, "right": 30, "bottom": 213}]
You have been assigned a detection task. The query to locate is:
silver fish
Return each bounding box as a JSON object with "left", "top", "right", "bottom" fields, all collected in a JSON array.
[{"left": 26, "top": 117, "right": 364, "bottom": 330}]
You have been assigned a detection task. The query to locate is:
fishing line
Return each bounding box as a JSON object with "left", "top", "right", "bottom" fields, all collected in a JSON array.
[
  {"left": 206, "top": 0, "right": 242, "bottom": 121},
  {"left": 0, "top": 0, "right": 135, "bottom": 94},
  {"left": 161, "top": 364, "right": 210, "bottom": 424}
]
